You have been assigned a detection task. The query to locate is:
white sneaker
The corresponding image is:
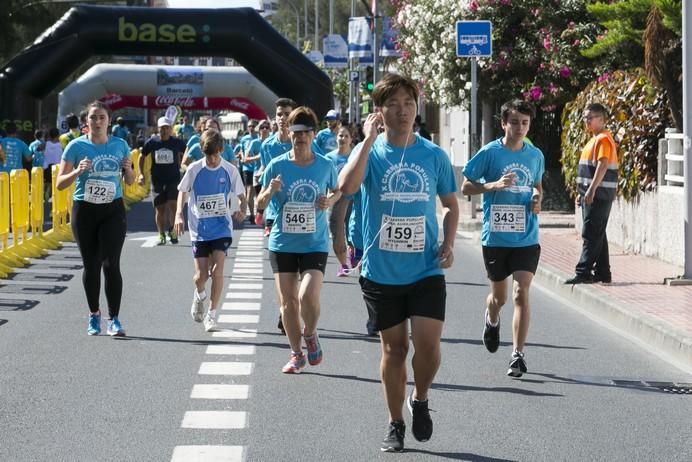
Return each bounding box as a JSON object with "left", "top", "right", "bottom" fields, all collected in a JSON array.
[
  {"left": 203, "top": 309, "right": 218, "bottom": 332},
  {"left": 190, "top": 292, "right": 205, "bottom": 323}
]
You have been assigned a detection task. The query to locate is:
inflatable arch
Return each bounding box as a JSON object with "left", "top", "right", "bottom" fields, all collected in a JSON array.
[
  {"left": 58, "top": 63, "right": 278, "bottom": 126},
  {"left": 0, "top": 5, "right": 333, "bottom": 138}
]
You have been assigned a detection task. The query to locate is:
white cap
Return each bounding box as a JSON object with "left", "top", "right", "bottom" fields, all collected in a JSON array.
[
  {"left": 157, "top": 117, "right": 172, "bottom": 128},
  {"left": 325, "top": 109, "right": 339, "bottom": 120}
]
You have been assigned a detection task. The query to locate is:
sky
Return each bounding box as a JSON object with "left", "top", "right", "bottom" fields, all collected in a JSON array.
[{"left": 167, "top": 0, "right": 262, "bottom": 8}]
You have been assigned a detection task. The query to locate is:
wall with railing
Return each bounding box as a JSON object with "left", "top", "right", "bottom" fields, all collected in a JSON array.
[
  {"left": 0, "top": 149, "right": 150, "bottom": 278},
  {"left": 658, "top": 130, "right": 685, "bottom": 187}
]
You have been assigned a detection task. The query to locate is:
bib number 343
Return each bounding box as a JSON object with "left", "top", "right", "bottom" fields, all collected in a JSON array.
[{"left": 490, "top": 204, "right": 526, "bottom": 233}]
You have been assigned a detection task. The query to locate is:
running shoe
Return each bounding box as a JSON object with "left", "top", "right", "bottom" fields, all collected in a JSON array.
[
  {"left": 381, "top": 421, "right": 405, "bottom": 452},
  {"left": 87, "top": 312, "right": 101, "bottom": 335},
  {"left": 407, "top": 393, "right": 433, "bottom": 442},
  {"left": 203, "top": 309, "right": 218, "bottom": 332},
  {"left": 107, "top": 317, "right": 126, "bottom": 337},
  {"left": 482, "top": 309, "right": 500, "bottom": 353},
  {"left": 190, "top": 292, "right": 205, "bottom": 323},
  {"left": 336, "top": 264, "right": 349, "bottom": 277},
  {"left": 304, "top": 331, "right": 323, "bottom": 366},
  {"left": 507, "top": 350, "right": 528, "bottom": 378},
  {"left": 281, "top": 352, "right": 307, "bottom": 374},
  {"left": 254, "top": 212, "right": 264, "bottom": 226},
  {"left": 168, "top": 229, "right": 178, "bottom": 244},
  {"left": 277, "top": 312, "right": 285, "bottom": 334},
  {"left": 157, "top": 233, "right": 166, "bottom": 246}
]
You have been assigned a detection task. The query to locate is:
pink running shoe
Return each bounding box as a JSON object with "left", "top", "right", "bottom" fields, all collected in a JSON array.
[
  {"left": 304, "top": 332, "right": 323, "bottom": 366},
  {"left": 282, "top": 352, "right": 307, "bottom": 374},
  {"left": 336, "top": 264, "right": 350, "bottom": 277}
]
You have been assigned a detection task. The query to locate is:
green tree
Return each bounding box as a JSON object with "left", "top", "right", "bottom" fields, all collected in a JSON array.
[{"left": 582, "top": 0, "right": 682, "bottom": 128}]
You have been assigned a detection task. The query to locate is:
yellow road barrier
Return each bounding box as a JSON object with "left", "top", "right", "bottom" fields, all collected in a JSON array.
[
  {"left": 10, "top": 169, "right": 47, "bottom": 259},
  {"left": 0, "top": 172, "right": 18, "bottom": 276},
  {"left": 45, "top": 164, "right": 74, "bottom": 242},
  {"left": 29, "top": 167, "right": 61, "bottom": 250}
]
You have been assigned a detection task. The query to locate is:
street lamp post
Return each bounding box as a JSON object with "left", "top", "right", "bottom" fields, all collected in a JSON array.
[
  {"left": 286, "top": 0, "right": 301, "bottom": 49},
  {"left": 684, "top": 1, "right": 692, "bottom": 279}
]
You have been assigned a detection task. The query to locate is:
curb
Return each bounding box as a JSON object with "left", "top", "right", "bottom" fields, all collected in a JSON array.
[{"left": 533, "top": 263, "right": 692, "bottom": 374}]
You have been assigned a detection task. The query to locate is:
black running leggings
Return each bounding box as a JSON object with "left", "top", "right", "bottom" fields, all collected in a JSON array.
[{"left": 71, "top": 199, "right": 127, "bottom": 318}]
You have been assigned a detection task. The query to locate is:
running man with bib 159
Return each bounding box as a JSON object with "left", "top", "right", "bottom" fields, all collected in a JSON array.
[{"left": 339, "top": 73, "right": 459, "bottom": 453}]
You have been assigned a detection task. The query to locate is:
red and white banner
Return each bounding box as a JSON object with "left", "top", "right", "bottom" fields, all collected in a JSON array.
[{"left": 100, "top": 94, "right": 267, "bottom": 120}]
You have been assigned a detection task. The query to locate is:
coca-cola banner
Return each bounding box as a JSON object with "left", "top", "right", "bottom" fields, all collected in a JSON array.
[{"left": 101, "top": 94, "right": 267, "bottom": 120}]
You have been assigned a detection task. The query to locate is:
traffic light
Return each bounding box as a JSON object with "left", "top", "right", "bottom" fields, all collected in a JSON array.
[{"left": 362, "top": 66, "right": 374, "bottom": 93}]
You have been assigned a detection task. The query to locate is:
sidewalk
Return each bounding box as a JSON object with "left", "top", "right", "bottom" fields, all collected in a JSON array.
[{"left": 454, "top": 198, "right": 692, "bottom": 373}]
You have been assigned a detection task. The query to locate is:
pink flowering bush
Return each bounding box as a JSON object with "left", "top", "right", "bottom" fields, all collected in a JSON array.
[{"left": 393, "top": 0, "right": 608, "bottom": 111}]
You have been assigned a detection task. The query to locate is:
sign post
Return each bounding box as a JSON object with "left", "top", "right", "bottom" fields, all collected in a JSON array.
[{"left": 456, "top": 20, "right": 492, "bottom": 218}]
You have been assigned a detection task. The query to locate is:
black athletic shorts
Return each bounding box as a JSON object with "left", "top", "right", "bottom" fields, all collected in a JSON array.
[
  {"left": 192, "top": 237, "right": 232, "bottom": 258},
  {"left": 482, "top": 244, "right": 541, "bottom": 281},
  {"left": 268, "top": 251, "right": 328, "bottom": 275},
  {"left": 242, "top": 170, "right": 254, "bottom": 187},
  {"left": 153, "top": 181, "right": 179, "bottom": 206},
  {"left": 359, "top": 275, "right": 446, "bottom": 332}
]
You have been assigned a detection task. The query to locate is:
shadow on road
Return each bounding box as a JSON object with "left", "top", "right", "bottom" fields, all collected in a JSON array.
[
  {"left": 0, "top": 298, "right": 40, "bottom": 311},
  {"left": 303, "top": 371, "right": 563, "bottom": 397},
  {"left": 406, "top": 449, "right": 516, "bottom": 461}
]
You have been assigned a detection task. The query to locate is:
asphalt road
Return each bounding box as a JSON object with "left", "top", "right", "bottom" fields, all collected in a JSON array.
[{"left": 1, "top": 200, "right": 691, "bottom": 462}]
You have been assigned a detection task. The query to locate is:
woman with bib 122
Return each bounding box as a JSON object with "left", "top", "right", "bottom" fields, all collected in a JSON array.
[{"left": 57, "top": 101, "right": 135, "bottom": 336}]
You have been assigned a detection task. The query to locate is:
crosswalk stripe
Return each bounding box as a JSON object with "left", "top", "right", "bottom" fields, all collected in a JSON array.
[
  {"left": 191, "top": 384, "right": 250, "bottom": 400},
  {"left": 235, "top": 251, "right": 263, "bottom": 256},
  {"left": 232, "top": 268, "right": 263, "bottom": 274},
  {"left": 181, "top": 411, "right": 247, "bottom": 429},
  {"left": 205, "top": 345, "right": 256, "bottom": 355},
  {"left": 233, "top": 263, "right": 263, "bottom": 268},
  {"left": 212, "top": 329, "right": 258, "bottom": 338},
  {"left": 218, "top": 314, "right": 259, "bottom": 324},
  {"left": 171, "top": 445, "right": 244, "bottom": 462},
  {"left": 227, "top": 283, "right": 263, "bottom": 290},
  {"left": 222, "top": 302, "right": 260, "bottom": 311},
  {"left": 225, "top": 292, "right": 261, "bottom": 299},
  {"left": 198, "top": 362, "right": 253, "bottom": 375}
]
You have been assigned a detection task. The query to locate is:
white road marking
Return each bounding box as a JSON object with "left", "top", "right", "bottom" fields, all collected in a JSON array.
[
  {"left": 227, "top": 283, "right": 263, "bottom": 290},
  {"left": 235, "top": 251, "right": 263, "bottom": 256},
  {"left": 222, "top": 302, "right": 261, "bottom": 311},
  {"left": 212, "top": 328, "right": 258, "bottom": 338},
  {"left": 129, "top": 235, "right": 163, "bottom": 248},
  {"left": 232, "top": 268, "right": 263, "bottom": 274},
  {"left": 171, "top": 445, "right": 244, "bottom": 462},
  {"left": 233, "top": 263, "right": 263, "bottom": 268},
  {"left": 233, "top": 257, "right": 263, "bottom": 263},
  {"left": 225, "top": 292, "right": 262, "bottom": 299},
  {"left": 218, "top": 314, "right": 259, "bottom": 324},
  {"left": 181, "top": 411, "right": 247, "bottom": 429},
  {"left": 205, "top": 345, "right": 256, "bottom": 355},
  {"left": 191, "top": 384, "right": 250, "bottom": 400},
  {"left": 198, "top": 362, "right": 253, "bottom": 375}
]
